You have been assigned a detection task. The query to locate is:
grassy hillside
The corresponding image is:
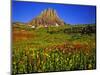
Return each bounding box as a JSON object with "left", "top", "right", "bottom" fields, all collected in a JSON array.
[{"left": 12, "top": 24, "right": 96, "bottom": 74}]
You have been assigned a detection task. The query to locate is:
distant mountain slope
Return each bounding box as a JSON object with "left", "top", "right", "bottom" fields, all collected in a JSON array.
[{"left": 28, "top": 8, "right": 65, "bottom": 27}]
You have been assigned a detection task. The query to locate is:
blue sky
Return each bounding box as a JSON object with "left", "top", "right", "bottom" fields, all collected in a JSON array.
[{"left": 12, "top": 1, "right": 96, "bottom": 25}]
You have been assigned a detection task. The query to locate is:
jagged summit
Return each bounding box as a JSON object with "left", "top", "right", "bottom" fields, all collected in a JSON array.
[{"left": 28, "top": 8, "right": 65, "bottom": 27}]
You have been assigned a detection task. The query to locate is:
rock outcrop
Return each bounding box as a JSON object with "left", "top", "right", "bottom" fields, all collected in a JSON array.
[{"left": 28, "top": 8, "right": 64, "bottom": 27}]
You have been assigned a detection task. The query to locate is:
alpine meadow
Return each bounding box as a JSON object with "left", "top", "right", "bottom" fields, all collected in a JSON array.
[{"left": 12, "top": 1, "right": 96, "bottom": 75}]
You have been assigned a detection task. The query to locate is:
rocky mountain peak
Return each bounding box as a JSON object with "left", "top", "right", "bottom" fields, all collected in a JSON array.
[{"left": 28, "top": 8, "right": 65, "bottom": 27}]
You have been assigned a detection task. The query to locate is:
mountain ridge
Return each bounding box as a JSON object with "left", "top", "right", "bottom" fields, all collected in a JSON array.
[{"left": 28, "top": 8, "right": 65, "bottom": 27}]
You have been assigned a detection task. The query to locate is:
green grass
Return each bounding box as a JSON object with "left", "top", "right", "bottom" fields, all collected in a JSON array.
[{"left": 12, "top": 25, "right": 96, "bottom": 75}]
